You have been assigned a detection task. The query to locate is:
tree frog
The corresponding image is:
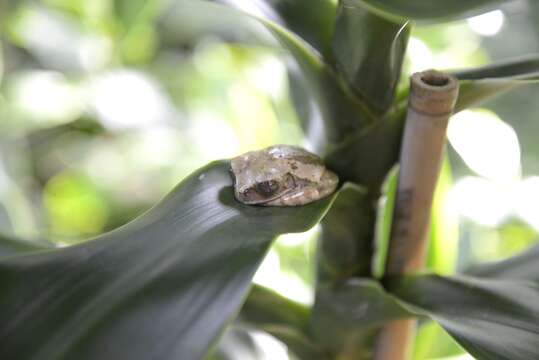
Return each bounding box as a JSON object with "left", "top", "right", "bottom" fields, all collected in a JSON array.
[{"left": 230, "top": 145, "right": 339, "bottom": 206}]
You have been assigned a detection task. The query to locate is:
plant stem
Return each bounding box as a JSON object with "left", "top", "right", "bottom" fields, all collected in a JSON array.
[{"left": 373, "top": 70, "right": 459, "bottom": 360}]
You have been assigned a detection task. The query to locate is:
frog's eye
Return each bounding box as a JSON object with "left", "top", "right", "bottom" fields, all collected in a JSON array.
[{"left": 255, "top": 180, "right": 280, "bottom": 196}]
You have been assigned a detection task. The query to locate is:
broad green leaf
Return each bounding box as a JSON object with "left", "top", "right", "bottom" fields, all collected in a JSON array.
[
  {"left": 215, "top": 323, "right": 325, "bottom": 360},
  {"left": 211, "top": 326, "right": 261, "bottom": 360},
  {"left": 454, "top": 55, "right": 539, "bottom": 80},
  {"left": 259, "top": 14, "right": 375, "bottom": 147},
  {"left": 393, "top": 56, "right": 539, "bottom": 122},
  {"left": 161, "top": 1, "right": 276, "bottom": 47},
  {"left": 455, "top": 81, "right": 522, "bottom": 113},
  {"left": 332, "top": 0, "right": 410, "bottom": 112},
  {"left": 239, "top": 284, "right": 309, "bottom": 332},
  {"left": 163, "top": 0, "right": 374, "bottom": 150},
  {"left": 466, "top": 243, "right": 539, "bottom": 282},
  {"left": 0, "top": 233, "right": 53, "bottom": 259},
  {"left": 164, "top": 0, "right": 390, "bottom": 184},
  {"left": 386, "top": 57, "right": 539, "bottom": 181},
  {"left": 335, "top": 62, "right": 482, "bottom": 195},
  {"left": 311, "top": 278, "right": 414, "bottom": 357},
  {"left": 238, "top": 284, "right": 327, "bottom": 359},
  {"left": 324, "top": 115, "right": 404, "bottom": 189},
  {"left": 317, "top": 182, "right": 375, "bottom": 281},
  {"left": 0, "top": 161, "right": 335, "bottom": 360},
  {"left": 351, "top": 0, "right": 516, "bottom": 23},
  {"left": 218, "top": 0, "right": 337, "bottom": 57},
  {"left": 387, "top": 274, "right": 539, "bottom": 360},
  {"left": 312, "top": 178, "right": 414, "bottom": 358},
  {"left": 452, "top": 55, "right": 539, "bottom": 112}
]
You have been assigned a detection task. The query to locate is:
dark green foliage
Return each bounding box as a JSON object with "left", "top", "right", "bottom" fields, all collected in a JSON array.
[
  {"left": 466, "top": 243, "right": 539, "bottom": 281},
  {"left": 453, "top": 55, "right": 539, "bottom": 111},
  {"left": 2, "top": 0, "right": 539, "bottom": 359},
  {"left": 0, "top": 162, "right": 334, "bottom": 360},
  {"left": 333, "top": 0, "right": 410, "bottom": 112},
  {"left": 387, "top": 274, "right": 539, "bottom": 360},
  {"left": 349, "top": 0, "right": 517, "bottom": 23}
]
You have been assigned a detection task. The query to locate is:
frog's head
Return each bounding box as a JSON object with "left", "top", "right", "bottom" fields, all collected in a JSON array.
[
  {"left": 230, "top": 145, "right": 336, "bottom": 206},
  {"left": 230, "top": 154, "right": 298, "bottom": 205}
]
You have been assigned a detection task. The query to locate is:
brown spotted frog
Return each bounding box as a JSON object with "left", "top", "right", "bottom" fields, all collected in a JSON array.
[{"left": 230, "top": 145, "right": 338, "bottom": 206}]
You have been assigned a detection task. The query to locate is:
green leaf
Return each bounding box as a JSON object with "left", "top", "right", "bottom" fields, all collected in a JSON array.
[
  {"left": 317, "top": 182, "right": 375, "bottom": 281},
  {"left": 0, "top": 233, "right": 53, "bottom": 259},
  {"left": 466, "top": 243, "right": 539, "bottom": 282},
  {"left": 358, "top": 54, "right": 538, "bottom": 191},
  {"left": 350, "top": 0, "right": 516, "bottom": 23},
  {"left": 324, "top": 114, "right": 404, "bottom": 189},
  {"left": 0, "top": 161, "right": 335, "bottom": 360},
  {"left": 259, "top": 15, "right": 375, "bottom": 147},
  {"left": 452, "top": 55, "right": 539, "bottom": 112},
  {"left": 163, "top": 0, "right": 374, "bottom": 150},
  {"left": 239, "top": 284, "right": 310, "bottom": 332},
  {"left": 311, "top": 278, "right": 414, "bottom": 357},
  {"left": 454, "top": 56, "right": 539, "bottom": 80},
  {"left": 387, "top": 274, "right": 539, "bottom": 360},
  {"left": 306, "top": 182, "right": 380, "bottom": 355},
  {"left": 332, "top": 0, "right": 410, "bottom": 112},
  {"left": 161, "top": 0, "right": 276, "bottom": 47},
  {"left": 390, "top": 56, "right": 539, "bottom": 157},
  {"left": 238, "top": 284, "right": 328, "bottom": 359},
  {"left": 211, "top": 325, "right": 261, "bottom": 360},
  {"left": 237, "top": 285, "right": 327, "bottom": 360},
  {"left": 215, "top": 323, "right": 326, "bottom": 360},
  {"left": 219, "top": 0, "right": 337, "bottom": 57},
  {"left": 394, "top": 56, "right": 539, "bottom": 115}
]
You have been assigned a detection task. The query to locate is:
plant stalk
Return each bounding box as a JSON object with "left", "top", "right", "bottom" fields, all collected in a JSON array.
[{"left": 373, "top": 70, "right": 459, "bottom": 360}]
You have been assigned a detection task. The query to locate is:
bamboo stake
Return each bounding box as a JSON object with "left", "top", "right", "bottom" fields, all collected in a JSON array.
[{"left": 374, "top": 70, "right": 459, "bottom": 360}]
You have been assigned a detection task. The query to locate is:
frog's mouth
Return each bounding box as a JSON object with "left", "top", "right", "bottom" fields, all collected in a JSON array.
[
  {"left": 231, "top": 170, "right": 303, "bottom": 205},
  {"left": 236, "top": 183, "right": 301, "bottom": 205},
  {"left": 239, "top": 187, "right": 297, "bottom": 205}
]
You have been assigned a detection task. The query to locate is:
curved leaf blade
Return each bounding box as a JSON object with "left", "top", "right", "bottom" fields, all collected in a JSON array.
[
  {"left": 238, "top": 284, "right": 328, "bottom": 360},
  {"left": 257, "top": 16, "right": 376, "bottom": 148},
  {"left": 240, "top": 284, "right": 310, "bottom": 332},
  {"left": 352, "top": 0, "right": 517, "bottom": 23},
  {"left": 324, "top": 116, "right": 404, "bottom": 189},
  {"left": 465, "top": 243, "right": 539, "bottom": 281},
  {"left": 163, "top": 0, "right": 374, "bottom": 151},
  {"left": 452, "top": 55, "right": 539, "bottom": 112},
  {"left": 0, "top": 234, "right": 53, "bottom": 259},
  {"left": 317, "top": 182, "right": 375, "bottom": 281},
  {"left": 218, "top": 0, "right": 337, "bottom": 57},
  {"left": 453, "top": 55, "right": 539, "bottom": 80},
  {"left": 311, "top": 278, "right": 414, "bottom": 356},
  {"left": 333, "top": 0, "right": 410, "bottom": 112},
  {"left": 211, "top": 325, "right": 262, "bottom": 360},
  {"left": 161, "top": 0, "right": 276, "bottom": 47},
  {"left": 387, "top": 274, "right": 539, "bottom": 360},
  {"left": 0, "top": 161, "right": 334, "bottom": 360}
]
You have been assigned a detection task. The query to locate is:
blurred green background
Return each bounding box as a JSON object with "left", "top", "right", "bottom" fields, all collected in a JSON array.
[{"left": 1, "top": 1, "right": 538, "bottom": 359}]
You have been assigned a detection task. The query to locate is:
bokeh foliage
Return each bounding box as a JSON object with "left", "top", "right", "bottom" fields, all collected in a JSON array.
[{"left": 1, "top": 0, "right": 539, "bottom": 359}]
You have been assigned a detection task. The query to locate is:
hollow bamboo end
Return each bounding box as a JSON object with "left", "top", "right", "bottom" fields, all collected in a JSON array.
[{"left": 409, "top": 70, "right": 459, "bottom": 116}]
